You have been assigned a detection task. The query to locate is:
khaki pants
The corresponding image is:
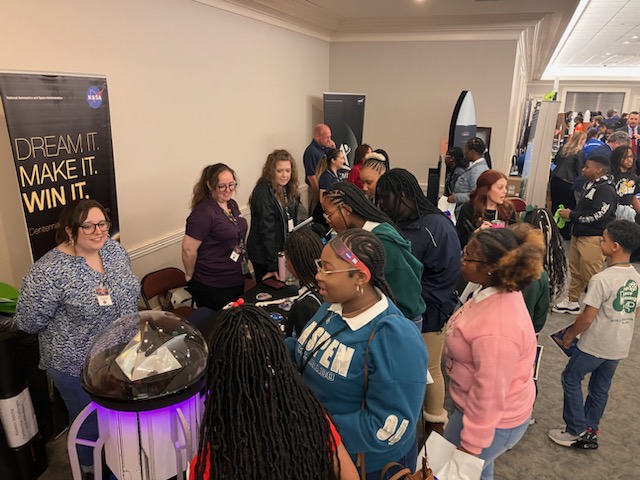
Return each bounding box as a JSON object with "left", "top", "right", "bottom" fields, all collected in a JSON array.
[
  {"left": 568, "top": 235, "right": 604, "bottom": 302},
  {"left": 422, "top": 330, "right": 447, "bottom": 418}
]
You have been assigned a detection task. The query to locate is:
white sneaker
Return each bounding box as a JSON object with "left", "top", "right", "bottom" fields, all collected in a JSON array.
[
  {"left": 552, "top": 300, "right": 580, "bottom": 314},
  {"left": 548, "top": 428, "right": 581, "bottom": 447}
]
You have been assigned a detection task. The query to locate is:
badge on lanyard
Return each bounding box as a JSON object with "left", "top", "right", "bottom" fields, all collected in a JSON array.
[
  {"left": 95, "top": 284, "right": 113, "bottom": 306},
  {"left": 287, "top": 218, "right": 294, "bottom": 233}
]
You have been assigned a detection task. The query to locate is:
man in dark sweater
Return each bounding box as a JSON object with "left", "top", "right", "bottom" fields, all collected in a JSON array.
[{"left": 553, "top": 156, "right": 618, "bottom": 314}]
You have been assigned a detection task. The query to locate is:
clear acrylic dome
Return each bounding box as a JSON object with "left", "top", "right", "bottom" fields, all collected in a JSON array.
[{"left": 82, "top": 310, "right": 208, "bottom": 411}]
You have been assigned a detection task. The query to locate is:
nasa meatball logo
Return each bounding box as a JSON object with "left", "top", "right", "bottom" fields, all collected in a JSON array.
[{"left": 86, "top": 86, "right": 104, "bottom": 109}]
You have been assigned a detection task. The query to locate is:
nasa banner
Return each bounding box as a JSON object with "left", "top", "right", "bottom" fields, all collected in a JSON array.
[
  {"left": 0, "top": 73, "right": 119, "bottom": 261},
  {"left": 323, "top": 92, "right": 366, "bottom": 167}
]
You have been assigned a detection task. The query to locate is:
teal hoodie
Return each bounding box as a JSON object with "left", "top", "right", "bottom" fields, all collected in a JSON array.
[{"left": 368, "top": 222, "right": 425, "bottom": 319}]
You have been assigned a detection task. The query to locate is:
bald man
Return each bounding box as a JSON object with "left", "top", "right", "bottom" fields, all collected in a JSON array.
[{"left": 303, "top": 123, "right": 335, "bottom": 210}]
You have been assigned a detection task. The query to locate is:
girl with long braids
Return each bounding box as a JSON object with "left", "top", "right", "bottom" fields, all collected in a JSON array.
[
  {"left": 190, "top": 304, "right": 359, "bottom": 480},
  {"left": 320, "top": 181, "right": 425, "bottom": 325},
  {"left": 287, "top": 229, "right": 428, "bottom": 479},
  {"left": 282, "top": 229, "right": 324, "bottom": 337},
  {"left": 443, "top": 227, "right": 543, "bottom": 480},
  {"left": 247, "top": 149, "right": 301, "bottom": 282},
  {"left": 376, "top": 168, "right": 461, "bottom": 438}
]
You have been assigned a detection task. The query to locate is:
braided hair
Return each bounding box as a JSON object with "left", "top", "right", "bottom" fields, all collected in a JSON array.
[
  {"left": 376, "top": 168, "right": 442, "bottom": 223},
  {"left": 284, "top": 229, "right": 324, "bottom": 288},
  {"left": 330, "top": 228, "right": 395, "bottom": 301},
  {"left": 522, "top": 207, "right": 568, "bottom": 301},
  {"left": 473, "top": 227, "right": 544, "bottom": 292},
  {"left": 324, "top": 181, "right": 403, "bottom": 235},
  {"left": 194, "top": 304, "right": 339, "bottom": 480},
  {"left": 466, "top": 137, "right": 492, "bottom": 169}
]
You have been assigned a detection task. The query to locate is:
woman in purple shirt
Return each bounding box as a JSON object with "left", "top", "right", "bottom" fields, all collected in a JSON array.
[{"left": 182, "top": 164, "right": 248, "bottom": 310}]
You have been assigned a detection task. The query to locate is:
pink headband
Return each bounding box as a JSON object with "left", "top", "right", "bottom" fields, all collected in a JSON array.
[{"left": 330, "top": 237, "right": 371, "bottom": 282}]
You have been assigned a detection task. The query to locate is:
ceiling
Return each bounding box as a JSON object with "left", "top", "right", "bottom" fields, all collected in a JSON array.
[{"left": 196, "top": 0, "right": 640, "bottom": 82}]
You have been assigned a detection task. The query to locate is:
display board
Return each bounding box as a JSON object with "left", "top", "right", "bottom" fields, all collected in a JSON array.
[
  {"left": 0, "top": 73, "right": 119, "bottom": 261},
  {"left": 323, "top": 92, "right": 366, "bottom": 167}
]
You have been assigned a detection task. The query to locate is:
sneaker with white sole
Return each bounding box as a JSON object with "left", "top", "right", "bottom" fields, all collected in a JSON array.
[
  {"left": 552, "top": 300, "right": 581, "bottom": 314},
  {"left": 548, "top": 428, "right": 581, "bottom": 447},
  {"left": 572, "top": 427, "right": 599, "bottom": 450}
]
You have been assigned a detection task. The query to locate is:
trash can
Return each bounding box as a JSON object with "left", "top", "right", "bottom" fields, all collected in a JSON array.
[
  {"left": 69, "top": 310, "right": 208, "bottom": 480},
  {"left": 0, "top": 323, "right": 48, "bottom": 480}
]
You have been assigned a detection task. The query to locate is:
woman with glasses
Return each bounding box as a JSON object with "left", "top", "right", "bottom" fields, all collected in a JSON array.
[
  {"left": 14, "top": 199, "right": 139, "bottom": 476},
  {"left": 610, "top": 145, "right": 640, "bottom": 221},
  {"left": 182, "top": 163, "right": 248, "bottom": 310},
  {"left": 443, "top": 227, "right": 543, "bottom": 480},
  {"left": 287, "top": 229, "right": 427, "bottom": 480},
  {"left": 248, "top": 149, "right": 301, "bottom": 282},
  {"left": 320, "top": 181, "right": 425, "bottom": 327}
]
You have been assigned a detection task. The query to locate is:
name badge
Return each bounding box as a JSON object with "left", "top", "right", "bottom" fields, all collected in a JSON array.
[
  {"left": 95, "top": 286, "right": 113, "bottom": 306},
  {"left": 288, "top": 219, "right": 294, "bottom": 233}
]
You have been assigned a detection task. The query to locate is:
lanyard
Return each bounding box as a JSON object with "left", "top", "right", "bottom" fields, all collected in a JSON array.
[
  {"left": 223, "top": 204, "right": 244, "bottom": 246},
  {"left": 298, "top": 311, "right": 349, "bottom": 374}
]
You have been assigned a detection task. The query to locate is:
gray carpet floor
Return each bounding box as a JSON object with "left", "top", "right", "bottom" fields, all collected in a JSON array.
[{"left": 39, "top": 309, "right": 640, "bottom": 480}]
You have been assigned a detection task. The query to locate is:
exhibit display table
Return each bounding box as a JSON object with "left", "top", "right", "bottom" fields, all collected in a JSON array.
[{"left": 69, "top": 311, "right": 208, "bottom": 480}]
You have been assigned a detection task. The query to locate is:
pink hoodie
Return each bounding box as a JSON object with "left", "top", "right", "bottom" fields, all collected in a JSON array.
[{"left": 444, "top": 287, "right": 536, "bottom": 454}]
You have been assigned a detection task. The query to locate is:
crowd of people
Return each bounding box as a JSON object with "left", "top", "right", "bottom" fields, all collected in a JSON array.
[{"left": 11, "top": 114, "right": 640, "bottom": 480}]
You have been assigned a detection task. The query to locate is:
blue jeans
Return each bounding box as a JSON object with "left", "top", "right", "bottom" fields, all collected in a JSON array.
[
  {"left": 561, "top": 348, "right": 619, "bottom": 435},
  {"left": 47, "top": 368, "right": 97, "bottom": 469},
  {"left": 444, "top": 406, "right": 530, "bottom": 480},
  {"left": 364, "top": 440, "right": 418, "bottom": 480}
]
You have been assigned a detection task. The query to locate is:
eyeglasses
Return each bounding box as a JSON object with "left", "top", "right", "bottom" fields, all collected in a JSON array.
[
  {"left": 314, "top": 259, "right": 358, "bottom": 275},
  {"left": 461, "top": 247, "right": 489, "bottom": 264},
  {"left": 216, "top": 182, "right": 237, "bottom": 192},
  {"left": 323, "top": 207, "right": 340, "bottom": 222},
  {"left": 80, "top": 221, "right": 110, "bottom": 234}
]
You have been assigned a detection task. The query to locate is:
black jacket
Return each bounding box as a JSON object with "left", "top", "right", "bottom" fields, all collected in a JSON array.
[
  {"left": 552, "top": 150, "right": 583, "bottom": 183},
  {"left": 570, "top": 175, "right": 617, "bottom": 237},
  {"left": 247, "top": 181, "right": 300, "bottom": 271}
]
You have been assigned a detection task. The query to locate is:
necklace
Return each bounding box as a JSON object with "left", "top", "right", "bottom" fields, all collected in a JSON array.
[{"left": 343, "top": 294, "right": 380, "bottom": 318}]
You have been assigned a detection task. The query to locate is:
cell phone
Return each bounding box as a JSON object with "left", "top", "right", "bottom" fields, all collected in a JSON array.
[{"left": 263, "top": 278, "right": 286, "bottom": 289}]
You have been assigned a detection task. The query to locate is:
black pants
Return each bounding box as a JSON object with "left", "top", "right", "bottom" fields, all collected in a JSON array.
[
  {"left": 550, "top": 176, "right": 576, "bottom": 239},
  {"left": 186, "top": 278, "right": 244, "bottom": 310}
]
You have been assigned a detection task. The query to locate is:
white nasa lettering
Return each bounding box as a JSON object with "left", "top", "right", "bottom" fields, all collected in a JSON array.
[{"left": 330, "top": 343, "right": 355, "bottom": 377}]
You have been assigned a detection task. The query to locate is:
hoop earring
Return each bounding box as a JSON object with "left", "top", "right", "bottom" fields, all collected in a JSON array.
[{"left": 356, "top": 284, "right": 364, "bottom": 296}]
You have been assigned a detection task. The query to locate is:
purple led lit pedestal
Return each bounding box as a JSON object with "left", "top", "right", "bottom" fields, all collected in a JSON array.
[{"left": 68, "top": 311, "right": 208, "bottom": 480}]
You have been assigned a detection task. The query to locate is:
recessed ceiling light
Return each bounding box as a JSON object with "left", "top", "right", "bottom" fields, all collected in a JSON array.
[
  {"left": 633, "top": 35, "right": 640, "bottom": 40},
  {"left": 624, "top": 41, "right": 630, "bottom": 44}
]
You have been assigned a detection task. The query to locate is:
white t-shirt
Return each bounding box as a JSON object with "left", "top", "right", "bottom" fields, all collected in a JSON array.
[{"left": 579, "top": 265, "right": 640, "bottom": 360}]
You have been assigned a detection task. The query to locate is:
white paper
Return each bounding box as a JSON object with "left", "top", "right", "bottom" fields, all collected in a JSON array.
[{"left": 419, "top": 432, "right": 484, "bottom": 480}]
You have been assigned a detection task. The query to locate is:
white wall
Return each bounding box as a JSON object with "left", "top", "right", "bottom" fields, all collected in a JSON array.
[
  {"left": 329, "top": 40, "right": 518, "bottom": 178},
  {"left": 0, "top": 0, "right": 328, "bottom": 285}
]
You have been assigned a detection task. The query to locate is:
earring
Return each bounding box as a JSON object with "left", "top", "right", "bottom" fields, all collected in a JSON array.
[
  {"left": 68, "top": 237, "right": 74, "bottom": 246},
  {"left": 487, "top": 271, "right": 492, "bottom": 276},
  {"left": 356, "top": 284, "right": 364, "bottom": 296}
]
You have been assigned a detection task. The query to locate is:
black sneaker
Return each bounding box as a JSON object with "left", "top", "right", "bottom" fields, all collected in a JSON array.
[{"left": 572, "top": 427, "right": 599, "bottom": 449}]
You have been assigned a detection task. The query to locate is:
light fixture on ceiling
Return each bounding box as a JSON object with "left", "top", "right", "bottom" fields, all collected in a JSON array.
[{"left": 632, "top": 35, "right": 639, "bottom": 40}]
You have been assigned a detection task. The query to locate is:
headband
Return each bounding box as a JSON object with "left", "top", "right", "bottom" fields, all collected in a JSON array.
[{"left": 330, "top": 237, "right": 371, "bottom": 282}]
